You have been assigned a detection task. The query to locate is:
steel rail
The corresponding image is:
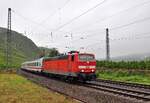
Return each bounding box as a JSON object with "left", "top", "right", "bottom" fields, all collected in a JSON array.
[
  {"left": 84, "top": 82, "right": 150, "bottom": 101},
  {"left": 19, "top": 69, "right": 150, "bottom": 101},
  {"left": 18, "top": 69, "right": 87, "bottom": 103},
  {"left": 96, "top": 79, "right": 150, "bottom": 89}
]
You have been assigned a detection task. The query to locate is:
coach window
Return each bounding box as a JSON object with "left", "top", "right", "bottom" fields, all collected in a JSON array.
[
  {"left": 39, "top": 62, "right": 41, "bottom": 66},
  {"left": 71, "top": 55, "right": 74, "bottom": 61},
  {"left": 37, "top": 62, "right": 39, "bottom": 66}
]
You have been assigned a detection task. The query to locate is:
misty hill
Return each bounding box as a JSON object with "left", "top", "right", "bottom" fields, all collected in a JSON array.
[
  {"left": 111, "top": 53, "right": 150, "bottom": 61},
  {"left": 0, "top": 27, "right": 40, "bottom": 67}
]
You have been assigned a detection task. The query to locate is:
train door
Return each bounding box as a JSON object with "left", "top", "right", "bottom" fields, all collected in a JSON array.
[{"left": 68, "top": 54, "right": 74, "bottom": 76}]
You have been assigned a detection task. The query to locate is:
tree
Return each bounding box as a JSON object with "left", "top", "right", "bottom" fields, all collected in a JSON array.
[{"left": 48, "top": 48, "right": 59, "bottom": 57}]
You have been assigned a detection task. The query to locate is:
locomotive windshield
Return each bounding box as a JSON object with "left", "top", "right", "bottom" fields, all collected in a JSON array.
[{"left": 79, "top": 54, "right": 95, "bottom": 61}]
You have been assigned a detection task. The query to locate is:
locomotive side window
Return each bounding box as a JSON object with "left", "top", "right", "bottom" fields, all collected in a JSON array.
[{"left": 71, "top": 55, "right": 74, "bottom": 61}]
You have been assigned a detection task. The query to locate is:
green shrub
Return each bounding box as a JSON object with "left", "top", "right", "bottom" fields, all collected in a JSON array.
[{"left": 96, "top": 60, "right": 150, "bottom": 70}]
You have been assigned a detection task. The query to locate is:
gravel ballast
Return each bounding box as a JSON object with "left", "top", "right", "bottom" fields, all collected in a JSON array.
[{"left": 18, "top": 70, "right": 145, "bottom": 103}]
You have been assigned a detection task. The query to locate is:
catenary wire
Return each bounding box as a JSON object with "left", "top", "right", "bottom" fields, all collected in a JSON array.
[{"left": 54, "top": 0, "right": 107, "bottom": 31}]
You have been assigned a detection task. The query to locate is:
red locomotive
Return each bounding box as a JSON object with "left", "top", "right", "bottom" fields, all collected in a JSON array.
[{"left": 21, "top": 51, "right": 96, "bottom": 81}]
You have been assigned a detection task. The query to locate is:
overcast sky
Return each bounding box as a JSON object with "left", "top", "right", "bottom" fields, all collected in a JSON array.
[{"left": 0, "top": 0, "right": 150, "bottom": 59}]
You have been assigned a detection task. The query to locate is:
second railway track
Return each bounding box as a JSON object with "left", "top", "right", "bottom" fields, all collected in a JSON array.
[
  {"left": 84, "top": 81, "right": 150, "bottom": 101},
  {"left": 96, "top": 79, "right": 150, "bottom": 90}
]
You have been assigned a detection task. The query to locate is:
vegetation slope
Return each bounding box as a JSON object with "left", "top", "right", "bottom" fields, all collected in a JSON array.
[{"left": 0, "top": 27, "right": 40, "bottom": 68}]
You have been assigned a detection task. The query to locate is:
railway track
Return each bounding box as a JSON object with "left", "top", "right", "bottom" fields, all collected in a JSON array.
[
  {"left": 96, "top": 79, "right": 150, "bottom": 90},
  {"left": 18, "top": 69, "right": 150, "bottom": 102},
  {"left": 18, "top": 69, "right": 87, "bottom": 103},
  {"left": 85, "top": 80, "right": 150, "bottom": 102}
]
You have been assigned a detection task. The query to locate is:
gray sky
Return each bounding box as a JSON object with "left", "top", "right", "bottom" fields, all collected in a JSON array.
[{"left": 0, "top": 0, "right": 150, "bottom": 59}]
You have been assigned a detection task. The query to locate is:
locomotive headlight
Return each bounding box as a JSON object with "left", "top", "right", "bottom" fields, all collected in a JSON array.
[
  {"left": 81, "top": 70, "right": 84, "bottom": 72},
  {"left": 92, "top": 69, "right": 94, "bottom": 72}
]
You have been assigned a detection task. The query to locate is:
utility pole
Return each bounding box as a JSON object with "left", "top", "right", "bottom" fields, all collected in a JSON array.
[
  {"left": 70, "top": 33, "right": 73, "bottom": 51},
  {"left": 71, "top": 33, "right": 73, "bottom": 40},
  {"left": 106, "top": 28, "right": 110, "bottom": 61},
  {"left": 6, "top": 8, "right": 12, "bottom": 67},
  {"left": 50, "top": 32, "right": 53, "bottom": 42}
]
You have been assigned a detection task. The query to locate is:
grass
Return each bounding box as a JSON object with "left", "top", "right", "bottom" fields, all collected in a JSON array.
[
  {"left": 97, "top": 71, "right": 150, "bottom": 85},
  {"left": 96, "top": 60, "right": 150, "bottom": 85},
  {"left": 0, "top": 49, "right": 26, "bottom": 68},
  {"left": 0, "top": 73, "right": 78, "bottom": 103}
]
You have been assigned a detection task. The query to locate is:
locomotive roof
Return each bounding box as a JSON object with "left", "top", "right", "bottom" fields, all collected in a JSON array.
[
  {"left": 22, "top": 52, "right": 95, "bottom": 64},
  {"left": 43, "top": 53, "right": 94, "bottom": 61},
  {"left": 43, "top": 54, "right": 68, "bottom": 61},
  {"left": 68, "top": 51, "right": 79, "bottom": 54}
]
